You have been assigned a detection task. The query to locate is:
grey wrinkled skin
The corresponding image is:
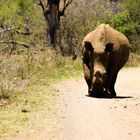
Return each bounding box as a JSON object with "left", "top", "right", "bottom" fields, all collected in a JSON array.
[{"left": 82, "top": 24, "right": 130, "bottom": 97}]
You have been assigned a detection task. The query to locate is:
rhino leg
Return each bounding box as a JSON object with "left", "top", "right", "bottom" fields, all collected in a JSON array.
[
  {"left": 83, "top": 62, "right": 93, "bottom": 96},
  {"left": 108, "top": 73, "right": 118, "bottom": 97},
  {"left": 108, "top": 48, "right": 129, "bottom": 97},
  {"left": 85, "top": 77, "right": 92, "bottom": 95},
  {"left": 104, "top": 76, "right": 116, "bottom": 97}
]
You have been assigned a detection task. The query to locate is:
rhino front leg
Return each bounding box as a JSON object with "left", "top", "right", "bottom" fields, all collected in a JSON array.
[
  {"left": 108, "top": 73, "right": 118, "bottom": 97},
  {"left": 83, "top": 62, "right": 93, "bottom": 96},
  {"left": 84, "top": 77, "right": 92, "bottom": 95},
  {"left": 104, "top": 72, "right": 117, "bottom": 97}
]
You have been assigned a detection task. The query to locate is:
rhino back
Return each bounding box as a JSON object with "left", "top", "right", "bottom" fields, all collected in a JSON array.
[
  {"left": 104, "top": 24, "right": 130, "bottom": 50},
  {"left": 83, "top": 24, "right": 130, "bottom": 50}
]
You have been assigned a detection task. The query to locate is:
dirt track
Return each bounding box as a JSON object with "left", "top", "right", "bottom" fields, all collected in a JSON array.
[{"left": 12, "top": 67, "right": 140, "bottom": 140}]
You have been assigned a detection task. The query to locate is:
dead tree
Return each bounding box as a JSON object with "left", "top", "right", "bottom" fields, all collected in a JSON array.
[{"left": 37, "top": 0, "right": 74, "bottom": 46}]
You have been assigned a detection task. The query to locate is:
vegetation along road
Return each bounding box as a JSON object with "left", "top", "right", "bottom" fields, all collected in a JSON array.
[
  {"left": 11, "top": 67, "right": 140, "bottom": 140},
  {"left": 0, "top": 0, "right": 140, "bottom": 140}
]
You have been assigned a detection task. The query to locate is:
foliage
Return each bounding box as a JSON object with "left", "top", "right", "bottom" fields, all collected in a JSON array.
[
  {"left": 0, "top": 0, "right": 33, "bottom": 26},
  {"left": 121, "top": 0, "right": 140, "bottom": 23},
  {"left": 0, "top": 49, "right": 82, "bottom": 137},
  {"left": 113, "top": 0, "right": 140, "bottom": 52},
  {"left": 57, "top": 0, "right": 112, "bottom": 56},
  {"left": 0, "top": 0, "right": 35, "bottom": 53},
  {"left": 108, "top": 11, "right": 136, "bottom": 35},
  {"left": 0, "top": 0, "right": 140, "bottom": 137},
  {"left": 0, "top": 0, "right": 140, "bottom": 54},
  {"left": 57, "top": 0, "right": 140, "bottom": 54}
]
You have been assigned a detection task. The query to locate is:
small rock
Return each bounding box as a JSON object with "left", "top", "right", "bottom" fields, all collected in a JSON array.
[
  {"left": 16, "top": 130, "right": 19, "bottom": 133},
  {"left": 21, "top": 108, "right": 30, "bottom": 113},
  {"left": 123, "top": 106, "right": 127, "bottom": 108}
]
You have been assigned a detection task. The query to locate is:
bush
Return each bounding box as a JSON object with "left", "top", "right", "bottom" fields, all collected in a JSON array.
[
  {"left": 108, "top": 11, "right": 136, "bottom": 35},
  {"left": 108, "top": 10, "right": 140, "bottom": 53}
]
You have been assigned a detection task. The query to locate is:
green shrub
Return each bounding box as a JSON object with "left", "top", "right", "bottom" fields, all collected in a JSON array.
[{"left": 108, "top": 11, "right": 136, "bottom": 35}]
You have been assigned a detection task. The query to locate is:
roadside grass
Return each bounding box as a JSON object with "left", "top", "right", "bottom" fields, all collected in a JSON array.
[
  {"left": 126, "top": 53, "right": 140, "bottom": 67},
  {"left": 0, "top": 48, "right": 139, "bottom": 139},
  {"left": 0, "top": 48, "right": 82, "bottom": 139}
]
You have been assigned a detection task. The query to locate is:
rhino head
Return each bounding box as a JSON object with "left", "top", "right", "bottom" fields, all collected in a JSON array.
[{"left": 83, "top": 41, "right": 113, "bottom": 96}]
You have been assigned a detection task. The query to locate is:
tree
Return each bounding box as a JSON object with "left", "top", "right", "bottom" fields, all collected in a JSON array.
[{"left": 37, "top": 0, "right": 74, "bottom": 46}]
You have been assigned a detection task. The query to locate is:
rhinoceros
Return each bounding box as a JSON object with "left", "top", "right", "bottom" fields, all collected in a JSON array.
[{"left": 82, "top": 24, "right": 130, "bottom": 97}]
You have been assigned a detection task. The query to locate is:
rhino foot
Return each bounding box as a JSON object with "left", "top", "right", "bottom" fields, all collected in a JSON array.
[
  {"left": 108, "top": 89, "right": 116, "bottom": 97},
  {"left": 88, "top": 88, "right": 116, "bottom": 98}
]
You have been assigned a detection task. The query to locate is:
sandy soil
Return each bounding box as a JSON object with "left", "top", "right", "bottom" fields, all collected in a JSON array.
[{"left": 11, "top": 67, "right": 140, "bottom": 140}]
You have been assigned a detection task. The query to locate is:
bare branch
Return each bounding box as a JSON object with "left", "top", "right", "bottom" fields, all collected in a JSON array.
[
  {"left": 60, "top": 0, "right": 74, "bottom": 16},
  {"left": 16, "top": 30, "right": 31, "bottom": 35},
  {"left": 0, "top": 27, "right": 14, "bottom": 33},
  {"left": 0, "top": 28, "right": 31, "bottom": 35},
  {"left": 0, "top": 41, "right": 30, "bottom": 48},
  {"left": 64, "top": 0, "right": 73, "bottom": 8},
  {"left": 37, "top": 0, "right": 45, "bottom": 12}
]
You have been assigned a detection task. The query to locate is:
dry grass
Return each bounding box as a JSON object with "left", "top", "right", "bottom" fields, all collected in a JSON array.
[
  {"left": 0, "top": 48, "right": 82, "bottom": 102},
  {"left": 0, "top": 48, "right": 82, "bottom": 138},
  {"left": 126, "top": 53, "right": 140, "bottom": 67}
]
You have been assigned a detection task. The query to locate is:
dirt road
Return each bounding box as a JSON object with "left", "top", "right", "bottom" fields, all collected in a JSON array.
[
  {"left": 11, "top": 68, "right": 140, "bottom": 140},
  {"left": 56, "top": 67, "right": 140, "bottom": 140}
]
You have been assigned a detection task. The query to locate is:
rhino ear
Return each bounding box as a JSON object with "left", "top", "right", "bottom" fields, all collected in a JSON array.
[
  {"left": 105, "top": 43, "right": 113, "bottom": 53},
  {"left": 84, "top": 41, "right": 93, "bottom": 52}
]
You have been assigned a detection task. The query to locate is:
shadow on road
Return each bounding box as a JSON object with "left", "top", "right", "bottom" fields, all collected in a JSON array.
[{"left": 85, "top": 95, "right": 133, "bottom": 99}]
